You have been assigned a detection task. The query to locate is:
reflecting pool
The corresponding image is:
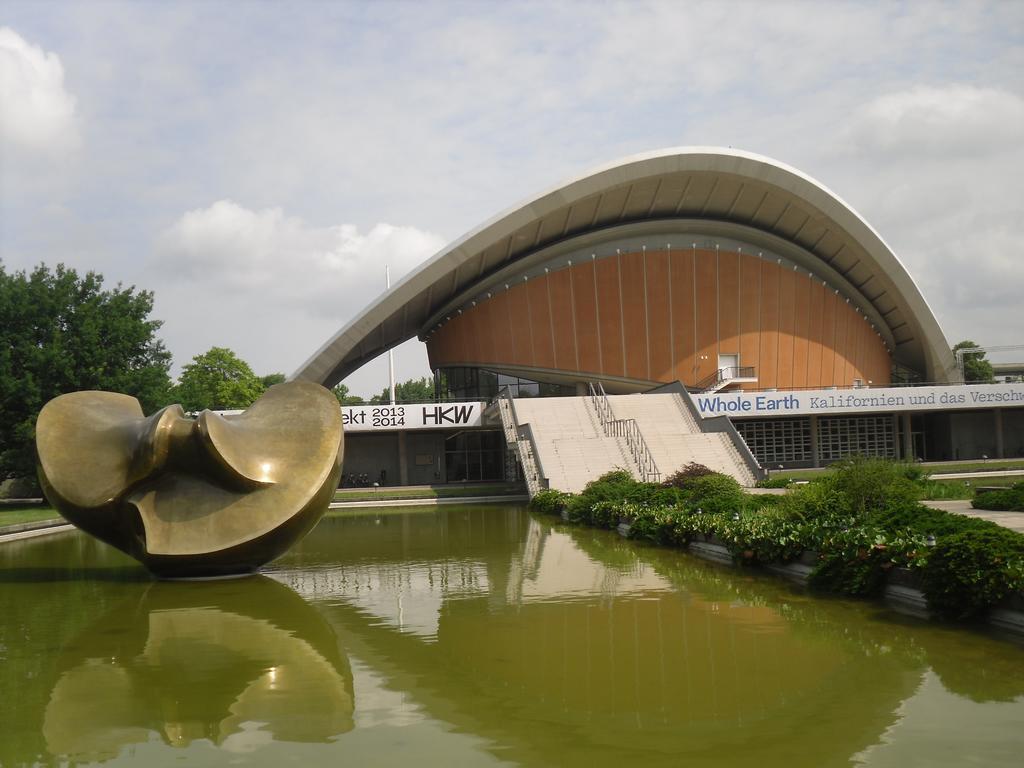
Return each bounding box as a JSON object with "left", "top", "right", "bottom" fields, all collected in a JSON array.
[{"left": 2, "top": 504, "right": 1022, "bottom": 766}]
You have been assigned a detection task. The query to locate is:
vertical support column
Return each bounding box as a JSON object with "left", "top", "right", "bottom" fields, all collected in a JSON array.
[
  {"left": 900, "top": 412, "right": 913, "bottom": 461},
  {"left": 809, "top": 415, "right": 820, "bottom": 468},
  {"left": 398, "top": 430, "right": 409, "bottom": 486},
  {"left": 995, "top": 408, "right": 1004, "bottom": 459}
]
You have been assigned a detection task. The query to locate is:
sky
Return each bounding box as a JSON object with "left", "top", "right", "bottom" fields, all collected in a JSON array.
[{"left": 2, "top": 0, "right": 1022, "bottom": 398}]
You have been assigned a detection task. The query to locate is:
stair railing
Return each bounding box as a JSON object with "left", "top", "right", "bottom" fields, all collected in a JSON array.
[
  {"left": 497, "top": 386, "right": 547, "bottom": 497},
  {"left": 694, "top": 365, "right": 757, "bottom": 392},
  {"left": 587, "top": 382, "right": 661, "bottom": 484},
  {"left": 670, "top": 382, "right": 765, "bottom": 485}
]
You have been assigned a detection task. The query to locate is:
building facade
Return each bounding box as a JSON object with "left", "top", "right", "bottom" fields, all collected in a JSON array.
[{"left": 295, "top": 148, "right": 1021, "bottom": 478}]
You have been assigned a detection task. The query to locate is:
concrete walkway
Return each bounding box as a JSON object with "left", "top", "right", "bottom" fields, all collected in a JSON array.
[
  {"left": 330, "top": 494, "right": 528, "bottom": 509},
  {"left": 0, "top": 495, "right": 530, "bottom": 542},
  {"left": 925, "top": 500, "right": 1024, "bottom": 533},
  {"left": 930, "top": 469, "right": 1024, "bottom": 480},
  {"left": 0, "top": 520, "right": 73, "bottom": 543}
]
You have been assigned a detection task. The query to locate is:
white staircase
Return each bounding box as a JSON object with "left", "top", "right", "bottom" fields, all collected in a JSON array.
[
  {"left": 503, "top": 391, "right": 759, "bottom": 495},
  {"left": 512, "top": 397, "right": 636, "bottom": 493},
  {"left": 606, "top": 393, "right": 758, "bottom": 486}
]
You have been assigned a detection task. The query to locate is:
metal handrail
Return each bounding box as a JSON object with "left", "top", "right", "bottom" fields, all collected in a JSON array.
[
  {"left": 588, "top": 381, "right": 661, "bottom": 484},
  {"left": 661, "top": 380, "right": 764, "bottom": 484},
  {"left": 694, "top": 365, "right": 756, "bottom": 391},
  {"left": 497, "top": 386, "right": 547, "bottom": 497},
  {"left": 587, "top": 381, "right": 614, "bottom": 430}
]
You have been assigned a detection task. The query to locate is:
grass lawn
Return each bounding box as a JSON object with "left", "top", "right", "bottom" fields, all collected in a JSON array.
[
  {"left": 916, "top": 475, "right": 1023, "bottom": 500},
  {"left": 333, "top": 483, "right": 524, "bottom": 502},
  {"left": 924, "top": 459, "right": 1024, "bottom": 474},
  {"left": 0, "top": 505, "right": 62, "bottom": 528},
  {"left": 772, "top": 458, "right": 1024, "bottom": 483},
  {"left": 766, "top": 465, "right": 1021, "bottom": 501}
]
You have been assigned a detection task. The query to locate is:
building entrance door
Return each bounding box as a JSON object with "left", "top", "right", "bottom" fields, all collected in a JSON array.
[{"left": 718, "top": 354, "right": 739, "bottom": 378}]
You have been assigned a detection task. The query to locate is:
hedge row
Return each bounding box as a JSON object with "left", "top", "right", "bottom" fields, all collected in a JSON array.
[
  {"left": 972, "top": 481, "right": 1024, "bottom": 512},
  {"left": 530, "top": 459, "right": 1024, "bottom": 622}
]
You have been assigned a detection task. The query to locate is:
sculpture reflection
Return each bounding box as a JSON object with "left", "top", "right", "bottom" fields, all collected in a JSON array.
[
  {"left": 35, "top": 381, "right": 344, "bottom": 578},
  {"left": 43, "top": 576, "right": 353, "bottom": 761}
]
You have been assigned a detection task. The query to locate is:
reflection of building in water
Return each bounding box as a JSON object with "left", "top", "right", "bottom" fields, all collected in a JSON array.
[
  {"left": 272, "top": 508, "right": 924, "bottom": 767},
  {"left": 277, "top": 558, "right": 492, "bottom": 641},
  {"left": 274, "top": 513, "right": 677, "bottom": 636},
  {"left": 43, "top": 577, "right": 353, "bottom": 762}
]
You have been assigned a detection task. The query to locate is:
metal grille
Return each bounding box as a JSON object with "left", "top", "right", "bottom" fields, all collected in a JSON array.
[
  {"left": 734, "top": 418, "right": 812, "bottom": 464},
  {"left": 818, "top": 415, "right": 896, "bottom": 461}
]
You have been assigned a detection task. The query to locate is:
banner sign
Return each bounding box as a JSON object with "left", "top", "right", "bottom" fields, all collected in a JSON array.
[
  {"left": 694, "top": 383, "right": 1024, "bottom": 419},
  {"left": 341, "top": 402, "right": 486, "bottom": 432}
]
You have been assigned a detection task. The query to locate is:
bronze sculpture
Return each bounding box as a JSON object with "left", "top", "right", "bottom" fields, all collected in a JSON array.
[{"left": 35, "top": 381, "right": 344, "bottom": 578}]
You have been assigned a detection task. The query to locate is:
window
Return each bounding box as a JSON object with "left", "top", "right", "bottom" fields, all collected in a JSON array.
[
  {"left": 438, "top": 367, "right": 574, "bottom": 401},
  {"left": 735, "top": 418, "right": 811, "bottom": 464},
  {"left": 444, "top": 430, "right": 506, "bottom": 482}
]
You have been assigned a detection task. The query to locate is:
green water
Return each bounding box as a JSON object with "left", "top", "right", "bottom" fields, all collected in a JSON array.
[{"left": 1, "top": 505, "right": 1022, "bottom": 767}]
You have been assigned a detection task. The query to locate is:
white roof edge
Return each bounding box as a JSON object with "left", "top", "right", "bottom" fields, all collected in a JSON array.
[{"left": 293, "top": 147, "right": 957, "bottom": 385}]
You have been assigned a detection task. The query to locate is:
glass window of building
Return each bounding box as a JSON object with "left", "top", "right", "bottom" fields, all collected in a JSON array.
[{"left": 444, "top": 430, "right": 506, "bottom": 482}]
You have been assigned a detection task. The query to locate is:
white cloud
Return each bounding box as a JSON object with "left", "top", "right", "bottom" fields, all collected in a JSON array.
[
  {"left": 3, "top": 1, "right": 1023, "bottom": 383},
  {"left": 844, "top": 85, "right": 1024, "bottom": 157},
  {"left": 152, "top": 200, "right": 445, "bottom": 392},
  {"left": 0, "top": 26, "right": 78, "bottom": 153},
  {"left": 156, "top": 200, "right": 445, "bottom": 317}
]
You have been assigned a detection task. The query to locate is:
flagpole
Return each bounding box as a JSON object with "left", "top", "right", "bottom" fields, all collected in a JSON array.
[{"left": 387, "top": 266, "right": 396, "bottom": 405}]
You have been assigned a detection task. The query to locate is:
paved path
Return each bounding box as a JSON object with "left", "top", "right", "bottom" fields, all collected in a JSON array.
[
  {"left": 330, "top": 494, "right": 528, "bottom": 509},
  {"left": 0, "top": 522, "right": 73, "bottom": 543},
  {"left": 930, "top": 469, "right": 1024, "bottom": 480},
  {"left": 925, "top": 500, "right": 1024, "bottom": 533}
]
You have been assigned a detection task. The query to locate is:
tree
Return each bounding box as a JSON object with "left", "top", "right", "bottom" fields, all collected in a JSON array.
[
  {"left": 260, "top": 372, "right": 286, "bottom": 388},
  {"left": 332, "top": 383, "right": 365, "bottom": 406},
  {"left": 0, "top": 262, "right": 173, "bottom": 480},
  {"left": 370, "top": 376, "right": 435, "bottom": 404},
  {"left": 952, "top": 340, "right": 995, "bottom": 384},
  {"left": 174, "top": 347, "right": 264, "bottom": 412}
]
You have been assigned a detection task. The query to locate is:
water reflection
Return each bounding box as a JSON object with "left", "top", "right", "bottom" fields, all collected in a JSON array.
[
  {"left": 42, "top": 576, "right": 353, "bottom": 762},
  {"left": 3, "top": 506, "right": 1022, "bottom": 767},
  {"left": 269, "top": 507, "right": 1024, "bottom": 767}
]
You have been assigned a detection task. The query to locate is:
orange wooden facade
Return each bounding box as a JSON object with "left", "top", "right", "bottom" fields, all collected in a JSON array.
[{"left": 426, "top": 248, "right": 891, "bottom": 389}]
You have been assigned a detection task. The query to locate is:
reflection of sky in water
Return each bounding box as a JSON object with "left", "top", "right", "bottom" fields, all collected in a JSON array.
[
  {"left": 855, "top": 671, "right": 1024, "bottom": 767},
  {"left": 4, "top": 508, "right": 1024, "bottom": 767}
]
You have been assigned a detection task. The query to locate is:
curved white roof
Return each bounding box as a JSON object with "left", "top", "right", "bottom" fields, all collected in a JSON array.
[{"left": 293, "top": 147, "right": 957, "bottom": 387}]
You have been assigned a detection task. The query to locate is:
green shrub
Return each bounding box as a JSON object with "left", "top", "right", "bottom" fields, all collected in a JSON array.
[
  {"left": 870, "top": 502, "right": 1000, "bottom": 537},
  {"left": 663, "top": 462, "right": 715, "bottom": 489},
  {"left": 627, "top": 505, "right": 686, "bottom": 545},
  {"left": 897, "top": 461, "right": 930, "bottom": 483},
  {"left": 921, "top": 529, "right": 1024, "bottom": 620},
  {"left": 588, "top": 500, "right": 624, "bottom": 529},
  {"left": 716, "top": 507, "right": 813, "bottom": 564},
  {"left": 775, "top": 480, "right": 850, "bottom": 521},
  {"left": 564, "top": 470, "right": 637, "bottom": 523},
  {"left": 530, "top": 489, "right": 570, "bottom": 516},
  {"left": 819, "top": 457, "right": 923, "bottom": 517},
  {"left": 972, "top": 487, "right": 1024, "bottom": 512},
  {"left": 571, "top": 469, "right": 642, "bottom": 508},
  {"left": 529, "top": 458, "right": 1024, "bottom": 624},
  {"left": 756, "top": 476, "right": 794, "bottom": 489},
  {"left": 685, "top": 473, "right": 745, "bottom": 516},
  {"left": 744, "top": 493, "right": 784, "bottom": 512},
  {"left": 809, "top": 525, "right": 928, "bottom": 596},
  {"left": 809, "top": 551, "right": 890, "bottom": 596},
  {"left": 917, "top": 479, "right": 975, "bottom": 501}
]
